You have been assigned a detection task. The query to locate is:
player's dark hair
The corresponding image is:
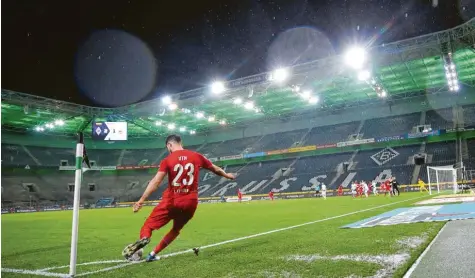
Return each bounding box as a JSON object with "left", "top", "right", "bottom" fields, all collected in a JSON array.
[{"left": 165, "top": 134, "right": 182, "bottom": 145}]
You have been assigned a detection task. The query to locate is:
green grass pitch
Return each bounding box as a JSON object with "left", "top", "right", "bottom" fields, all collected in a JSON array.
[{"left": 1, "top": 193, "right": 443, "bottom": 277}]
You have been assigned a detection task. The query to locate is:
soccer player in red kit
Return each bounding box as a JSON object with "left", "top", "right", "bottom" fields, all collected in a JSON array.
[
  {"left": 268, "top": 190, "right": 274, "bottom": 201},
  {"left": 122, "top": 135, "right": 235, "bottom": 262},
  {"left": 337, "top": 185, "right": 343, "bottom": 196},
  {"left": 237, "top": 188, "right": 243, "bottom": 202}
]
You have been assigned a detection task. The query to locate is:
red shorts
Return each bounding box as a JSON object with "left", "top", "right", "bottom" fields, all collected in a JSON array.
[{"left": 142, "top": 198, "right": 197, "bottom": 233}]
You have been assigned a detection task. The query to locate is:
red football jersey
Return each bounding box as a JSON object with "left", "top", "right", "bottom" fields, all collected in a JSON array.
[{"left": 158, "top": 149, "right": 213, "bottom": 200}]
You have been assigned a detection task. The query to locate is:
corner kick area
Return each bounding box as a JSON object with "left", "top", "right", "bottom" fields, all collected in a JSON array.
[{"left": 1, "top": 194, "right": 447, "bottom": 278}]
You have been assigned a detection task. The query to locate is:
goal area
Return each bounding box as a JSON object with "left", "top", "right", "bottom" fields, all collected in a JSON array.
[{"left": 426, "top": 165, "right": 462, "bottom": 195}]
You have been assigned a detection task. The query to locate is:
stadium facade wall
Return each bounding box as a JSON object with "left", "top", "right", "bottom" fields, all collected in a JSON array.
[{"left": 2, "top": 93, "right": 474, "bottom": 149}]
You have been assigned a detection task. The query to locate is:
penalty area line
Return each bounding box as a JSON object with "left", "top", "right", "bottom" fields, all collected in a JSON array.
[{"left": 2, "top": 195, "right": 429, "bottom": 277}]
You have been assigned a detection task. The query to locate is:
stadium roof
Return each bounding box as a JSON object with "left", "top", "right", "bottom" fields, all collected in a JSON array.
[{"left": 2, "top": 18, "right": 475, "bottom": 138}]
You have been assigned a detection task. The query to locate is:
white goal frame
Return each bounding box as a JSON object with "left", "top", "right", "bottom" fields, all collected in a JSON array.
[{"left": 426, "top": 165, "right": 460, "bottom": 195}]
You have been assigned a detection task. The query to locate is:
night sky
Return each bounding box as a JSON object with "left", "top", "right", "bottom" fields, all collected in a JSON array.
[{"left": 2, "top": 0, "right": 473, "bottom": 107}]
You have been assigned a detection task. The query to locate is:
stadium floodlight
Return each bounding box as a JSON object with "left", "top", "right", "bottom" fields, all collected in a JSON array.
[
  {"left": 35, "top": 126, "right": 44, "bottom": 132},
  {"left": 45, "top": 123, "right": 54, "bottom": 129},
  {"left": 181, "top": 108, "right": 191, "bottom": 114},
  {"left": 161, "top": 95, "right": 172, "bottom": 105},
  {"left": 155, "top": 121, "right": 162, "bottom": 126},
  {"left": 179, "top": 127, "right": 186, "bottom": 132},
  {"left": 167, "top": 123, "right": 175, "bottom": 130},
  {"left": 211, "top": 81, "right": 226, "bottom": 94},
  {"left": 208, "top": 116, "right": 215, "bottom": 122},
  {"left": 196, "top": 111, "right": 205, "bottom": 119},
  {"left": 244, "top": 101, "right": 254, "bottom": 110},
  {"left": 55, "top": 119, "right": 65, "bottom": 126},
  {"left": 168, "top": 103, "right": 178, "bottom": 111},
  {"left": 344, "top": 46, "right": 367, "bottom": 70},
  {"left": 381, "top": 90, "right": 387, "bottom": 97},
  {"left": 292, "top": 85, "right": 301, "bottom": 92},
  {"left": 254, "top": 108, "right": 261, "bottom": 113},
  {"left": 219, "top": 119, "right": 226, "bottom": 125},
  {"left": 300, "top": 90, "right": 311, "bottom": 100},
  {"left": 357, "top": 70, "right": 371, "bottom": 81},
  {"left": 309, "top": 96, "right": 319, "bottom": 104},
  {"left": 269, "top": 68, "right": 289, "bottom": 83},
  {"left": 233, "top": 98, "right": 243, "bottom": 105},
  {"left": 189, "top": 130, "right": 196, "bottom": 135}
]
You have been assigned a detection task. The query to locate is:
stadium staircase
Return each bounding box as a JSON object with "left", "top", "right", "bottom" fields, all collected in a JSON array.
[
  {"left": 410, "top": 142, "right": 426, "bottom": 184},
  {"left": 117, "top": 149, "right": 126, "bottom": 165},
  {"left": 22, "top": 145, "right": 41, "bottom": 166}
]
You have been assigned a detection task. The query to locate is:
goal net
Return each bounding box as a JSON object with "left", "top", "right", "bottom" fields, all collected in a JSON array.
[{"left": 427, "top": 165, "right": 460, "bottom": 195}]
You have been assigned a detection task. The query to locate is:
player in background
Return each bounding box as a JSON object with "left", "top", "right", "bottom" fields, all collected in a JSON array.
[
  {"left": 363, "top": 181, "right": 369, "bottom": 198},
  {"left": 337, "top": 185, "right": 343, "bottom": 196},
  {"left": 268, "top": 189, "right": 274, "bottom": 201},
  {"left": 123, "top": 135, "right": 235, "bottom": 262},
  {"left": 321, "top": 182, "right": 327, "bottom": 200},
  {"left": 372, "top": 180, "right": 379, "bottom": 196},
  {"left": 237, "top": 188, "right": 243, "bottom": 203},
  {"left": 315, "top": 183, "right": 321, "bottom": 198},
  {"left": 418, "top": 178, "right": 429, "bottom": 193},
  {"left": 351, "top": 182, "right": 357, "bottom": 198},
  {"left": 356, "top": 181, "right": 363, "bottom": 198},
  {"left": 391, "top": 177, "right": 400, "bottom": 196}
]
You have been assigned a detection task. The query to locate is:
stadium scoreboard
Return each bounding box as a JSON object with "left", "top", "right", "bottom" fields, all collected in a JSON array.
[{"left": 92, "top": 122, "right": 128, "bottom": 141}]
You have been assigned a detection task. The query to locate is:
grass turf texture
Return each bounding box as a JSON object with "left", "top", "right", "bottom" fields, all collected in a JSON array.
[{"left": 2, "top": 193, "right": 443, "bottom": 278}]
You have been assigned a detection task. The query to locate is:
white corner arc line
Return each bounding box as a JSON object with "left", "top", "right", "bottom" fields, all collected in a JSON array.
[
  {"left": 2, "top": 195, "right": 430, "bottom": 277},
  {"left": 402, "top": 222, "right": 448, "bottom": 278},
  {"left": 1, "top": 268, "right": 68, "bottom": 277}
]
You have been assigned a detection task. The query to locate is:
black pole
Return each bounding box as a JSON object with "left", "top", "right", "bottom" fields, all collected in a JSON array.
[{"left": 78, "top": 132, "right": 84, "bottom": 144}]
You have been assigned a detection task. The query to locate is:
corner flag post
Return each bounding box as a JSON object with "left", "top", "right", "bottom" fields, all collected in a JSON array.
[{"left": 69, "top": 132, "right": 85, "bottom": 277}]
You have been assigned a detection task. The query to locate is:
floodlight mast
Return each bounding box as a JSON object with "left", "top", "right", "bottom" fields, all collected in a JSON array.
[{"left": 69, "top": 132, "right": 84, "bottom": 277}]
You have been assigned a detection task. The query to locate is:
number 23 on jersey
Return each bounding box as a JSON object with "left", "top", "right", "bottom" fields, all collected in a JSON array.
[{"left": 172, "top": 163, "right": 195, "bottom": 186}]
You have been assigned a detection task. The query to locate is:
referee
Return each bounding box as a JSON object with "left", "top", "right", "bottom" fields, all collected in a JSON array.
[{"left": 391, "top": 177, "right": 400, "bottom": 196}]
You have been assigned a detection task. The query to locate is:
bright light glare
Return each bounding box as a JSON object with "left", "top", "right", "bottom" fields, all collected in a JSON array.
[
  {"left": 155, "top": 121, "right": 162, "bottom": 126},
  {"left": 358, "top": 70, "right": 371, "bottom": 81},
  {"left": 196, "top": 112, "right": 205, "bottom": 119},
  {"left": 309, "top": 96, "right": 319, "bottom": 104},
  {"left": 208, "top": 116, "right": 215, "bottom": 122},
  {"left": 344, "top": 47, "right": 367, "bottom": 70},
  {"left": 167, "top": 123, "right": 175, "bottom": 130},
  {"left": 301, "top": 90, "right": 311, "bottom": 100},
  {"left": 168, "top": 103, "right": 178, "bottom": 110},
  {"left": 270, "top": 68, "right": 289, "bottom": 83},
  {"left": 161, "top": 95, "right": 172, "bottom": 105},
  {"left": 244, "top": 101, "right": 254, "bottom": 110},
  {"left": 233, "top": 98, "right": 243, "bottom": 105},
  {"left": 189, "top": 130, "right": 196, "bottom": 135},
  {"left": 35, "top": 126, "right": 45, "bottom": 132},
  {"left": 45, "top": 123, "right": 54, "bottom": 129},
  {"left": 54, "top": 119, "right": 65, "bottom": 126},
  {"left": 219, "top": 119, "right": 226, "bottom": 125},
  {"left": 179, "top": 127, "right": 186, "bottom": 132},
  {"left": 211, "top": 81, "right": 225, "bottom": 94},
  {"left": 381, "top": 90, "right": 387, "bottom": 97}
]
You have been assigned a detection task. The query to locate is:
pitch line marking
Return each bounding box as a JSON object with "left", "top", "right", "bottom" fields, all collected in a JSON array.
[
  {"left": 1, "top": 268, "right": 68, "bottom": 277},
  {"left": 3, "top": 195, "right": 430, "bottom": 277},
  {"left": 402, "top": 222, "right": 448, "bottom": 278}
]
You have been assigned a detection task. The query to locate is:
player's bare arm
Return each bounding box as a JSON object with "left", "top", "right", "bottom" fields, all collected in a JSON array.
[
  {"left": 134, "top": 170, "right": 167, "bottom": 212},
  {"left": 209, "top": 164, "right": 235, "bottom": 180}
]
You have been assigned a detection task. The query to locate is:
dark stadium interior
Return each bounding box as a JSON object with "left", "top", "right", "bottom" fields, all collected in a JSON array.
[{"left": 2, "top": 106, "right": 474, "bottom": 206}]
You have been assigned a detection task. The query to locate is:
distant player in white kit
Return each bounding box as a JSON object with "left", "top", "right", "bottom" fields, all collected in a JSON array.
[
  {"left": 372, "top": 180, "right": 378, "bottom": 196},
  {"left": 362, "top": 181, "right": 369, "bottom": 198},
  {"left": 321, "top": 182, "right": 327, "bottom": 200},
  {"left": 351, "top": 182, "right": 357, "bottom": 198}
]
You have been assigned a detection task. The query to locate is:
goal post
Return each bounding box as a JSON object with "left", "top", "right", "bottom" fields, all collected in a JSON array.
[{"left": 426, "top": 165, "right": 459, "bottom": 195}]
